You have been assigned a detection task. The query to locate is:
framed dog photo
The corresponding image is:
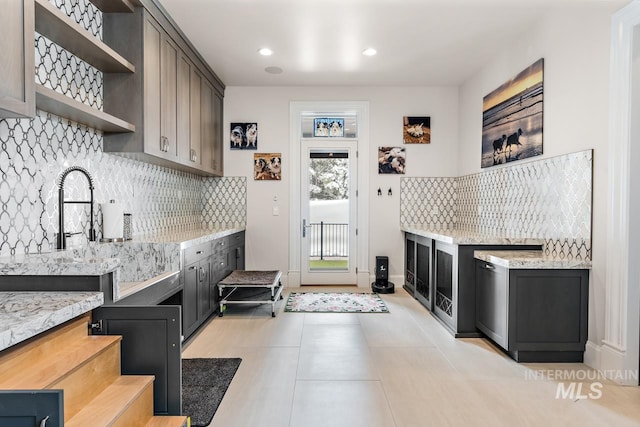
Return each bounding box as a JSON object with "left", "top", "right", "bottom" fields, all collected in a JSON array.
[
  {"left": 254, "top": 153, "right": 282, "bottom": 180},
  {"left": 230, "top": 122, "right": 258, "bottom": 150},
  {"left": 314, "top": 118, "right": 345, "bottom": 137},
  {"left": 378, "top": 146, "right": 406, "bottom": 174},
  {"left": 403, "top": 116, "right": 430, "bottom": 144}
]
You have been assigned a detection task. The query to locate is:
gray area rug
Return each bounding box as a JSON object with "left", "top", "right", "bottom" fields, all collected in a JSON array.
[{"left": 182, "top": 358, "right": 242, "bottom": 427}]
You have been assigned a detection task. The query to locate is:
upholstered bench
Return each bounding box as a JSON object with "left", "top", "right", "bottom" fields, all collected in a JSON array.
[{"left": 217, "top": 270, "right": 283, "bottom": 317}]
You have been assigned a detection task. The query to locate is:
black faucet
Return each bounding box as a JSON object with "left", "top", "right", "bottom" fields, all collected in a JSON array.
[{"left": 57, "top": 166, "right": 96, "bottom": 250}]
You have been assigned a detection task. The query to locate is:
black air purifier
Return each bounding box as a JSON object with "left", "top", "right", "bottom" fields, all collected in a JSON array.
[{"left": 372, "top": 256, "right": 394, "bottom": 294}]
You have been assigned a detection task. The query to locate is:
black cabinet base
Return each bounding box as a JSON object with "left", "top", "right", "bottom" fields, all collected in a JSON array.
[{"left": 509, "top": 350, "right": 584, "bottom": 363}]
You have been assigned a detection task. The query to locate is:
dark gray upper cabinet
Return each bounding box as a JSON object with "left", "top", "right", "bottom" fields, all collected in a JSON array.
[
  {"left": 103, "top": 4, "right": 225, "bottom": 177},
  {"left": 0, "top": 0, "right": 35, "bottom": 118}
]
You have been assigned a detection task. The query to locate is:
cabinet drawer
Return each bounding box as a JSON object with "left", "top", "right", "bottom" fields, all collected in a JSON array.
[
  {"left": 183, "top": 242, "right": 210, "bottom": 265},
  {"left": 228, "top": 231, "right": 245, "bottom": 248},
  {"left": 212, "top": 236, "right": 229, "bottom": 253}
]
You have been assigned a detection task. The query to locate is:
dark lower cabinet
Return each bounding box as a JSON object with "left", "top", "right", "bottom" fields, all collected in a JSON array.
[
  {"left": 414, "top": 236, "right": 433, "bottom": 310},
  {"left": 475, "top": 260, "right": 589, "bottom": 362},
  {"left": 91, "top": 305, "right": 182, "bottom": 415},
  {"left": 181, "top": 231, "right": 245, "bottom": 341},
  {"left": 404, "top": 234, "right": 416, "bottom": 296},
  {"left": 0, "top": 390, "right": 63, "bottom": 427}
]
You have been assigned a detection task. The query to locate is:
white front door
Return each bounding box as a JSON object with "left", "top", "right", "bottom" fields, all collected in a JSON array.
[{"left": 300, "top": 139, "right": 358, "bottom": 285}]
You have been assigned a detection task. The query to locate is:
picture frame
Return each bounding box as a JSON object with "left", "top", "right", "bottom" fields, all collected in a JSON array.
[
  {"left": 254, "top": 153, "right": 281, "bottom": 180},
  {"left": 403, "top": 116, "right": 431, "bottom": 144},
  {"left": 378, "top": 146, "right": 405, "bottom": 174},
  {"left": 230, "top": 122, "right": 258, "bottom": 150},
  {"left": 314, "top": 118, "right": 344, "bottom": 137},
  {"left": 481, "top": 58, "right": 544, "bottom": 168}
]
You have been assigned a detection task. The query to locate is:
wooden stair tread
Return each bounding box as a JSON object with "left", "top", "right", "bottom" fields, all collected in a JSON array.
[
  {"left": 66, "top": 375, "right": 155, "bottom": 427},
  {"left": 0, "top": 335, "right": 121, "bottom": 389},
  {"left": 145, "top": 416, "right": 189, "bottom": 427}
]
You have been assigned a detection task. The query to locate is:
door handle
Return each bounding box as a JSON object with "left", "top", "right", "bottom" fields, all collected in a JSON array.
[{"left": 302, "top": 219, "right": 312, "bottom": 238}]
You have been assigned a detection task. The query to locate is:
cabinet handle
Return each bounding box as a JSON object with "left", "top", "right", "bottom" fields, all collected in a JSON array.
[
  {"left": 190, "top": 149, "right": 197, "bottom": 162},
  {"left": 483, "top": 263, "right": 495, "bottom": 270},
  {"left": 189, "top": 266, "right": 197, "bottom": 270},
  {"left": 199, "top": 266, "right": 205, "bottom": 282},
  {"left": 196, "top": 250, "right": 203, "bottom": 255}
]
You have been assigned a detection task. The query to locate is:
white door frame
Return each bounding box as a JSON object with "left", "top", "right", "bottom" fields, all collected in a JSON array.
[
  {"left": 596, "top": 1, "right": 640, "bottom": 384},
  {"left": 301, "top": 140, "right": 358, "bottom": 284},
  {"left": 289, "top": 101, "right": 370, "bottom": 288}
]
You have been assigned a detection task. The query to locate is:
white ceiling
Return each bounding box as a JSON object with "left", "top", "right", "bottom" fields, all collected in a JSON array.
[{"left": 156, "top": 0, "right": 620, "bottom": 87}]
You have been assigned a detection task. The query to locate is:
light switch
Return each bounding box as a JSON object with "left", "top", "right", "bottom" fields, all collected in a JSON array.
[{"left": 273, "top": 205, "right": 280, "bottom": 216}]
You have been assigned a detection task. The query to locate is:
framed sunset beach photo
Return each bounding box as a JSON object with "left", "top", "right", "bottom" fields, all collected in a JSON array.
[{"left": 481, "top": 58, "right": 544, "bottom": 168}]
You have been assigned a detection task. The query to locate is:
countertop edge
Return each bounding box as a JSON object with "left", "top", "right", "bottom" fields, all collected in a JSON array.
[
  {"left": 402, "top": 227, "right": 545, "bottom": 246},
  {"left": 0, "top": 291, "right": 104, "bottom": 352},
  {"left": 474, "top": 250, "right": 592, "bottom": 270}
]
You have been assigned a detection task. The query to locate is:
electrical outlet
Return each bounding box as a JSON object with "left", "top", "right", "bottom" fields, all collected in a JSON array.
[{"left": 273, "top": 205, "right": 280, "bottom": 216}]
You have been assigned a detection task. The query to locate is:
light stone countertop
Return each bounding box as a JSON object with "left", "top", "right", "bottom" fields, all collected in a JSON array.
[
  {"left": 0, "top": 291, "right": 104, "bottom": 352},
  {"left": 0, "top": 227, "right": 245, "bottom": 279},
  {"left": 473, "top": 250, "right": 592, "bottom": 269},
  {"left": 0, "top": 253, "right": 121, "bottom": 276},
  {"left": 402, "top": 226, "right": 545, "bottom": 246},
  {"left": 131, "top": 227, "right": 245, "bottom": 249}
]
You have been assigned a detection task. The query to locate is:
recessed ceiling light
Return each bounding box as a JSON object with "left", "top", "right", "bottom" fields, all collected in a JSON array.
[
  {"left": 258, "top": 48, "right": 273, "bottom": 56},
  {"left": 362, "top": 48, "right": 377, "bottom": 56},
  {"left": 265, "top": 66, "right": 283, "bottom": 74}
]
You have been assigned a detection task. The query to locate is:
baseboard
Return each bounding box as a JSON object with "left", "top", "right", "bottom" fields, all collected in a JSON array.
[
  {"left": 595, "top": 341, "right": 639, "bottom": 385},
  {"left": 584, "top": 340, "right": 601, "bottom": 370},
  {"left": 357, "top": 270, "right": 370, "bottom": 288},
  {"left": 287, "top": 270, "right": 300, "bottom": 287}
]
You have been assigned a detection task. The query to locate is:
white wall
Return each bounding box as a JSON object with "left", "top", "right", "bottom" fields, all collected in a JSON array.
[
  {"left": 224, "top": 86, "right": 459, "bottom": 284},
  {"left": 457, "top": 2, "right": 626, "bottom": 348}
]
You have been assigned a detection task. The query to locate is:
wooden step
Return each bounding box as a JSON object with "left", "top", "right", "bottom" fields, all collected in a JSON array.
[
  {"left": 0, "top": 334, "right": 120, "bottom": 389},
  {"left": 0, "top": 313, "right": 91, "bottom": 376},
  {"left": 66, "top": 375, "right": 155, "bottom": 427},
  {"left": 0, "top": 334, "right": 122, "bottom": 419},
  {"left": 145, "top": 416, "right": 190, "bottom": 427}
]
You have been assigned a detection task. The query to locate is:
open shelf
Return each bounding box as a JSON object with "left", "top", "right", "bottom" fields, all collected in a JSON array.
[
  {"left": 34, "top": 0, "right": 135, "bottom": 73},
  {"left": 88, "top": 0, "right": 135, "bottom": 13},
  {"left": 35, "top": 84, "right": 135, "bottom": 133}
]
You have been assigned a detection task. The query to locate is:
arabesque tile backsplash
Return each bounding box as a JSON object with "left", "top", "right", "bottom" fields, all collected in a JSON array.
[
  {"left": 0, "top": 0, "right": 246, "bottom": 258},
  {"left": 401, "top": 150, "right": 593, "bottom": 260}
]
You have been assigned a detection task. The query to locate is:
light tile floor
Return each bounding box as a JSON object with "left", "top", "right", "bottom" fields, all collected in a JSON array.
[{"left": 182, "top": 286, "right": 640, "bottom": 427}]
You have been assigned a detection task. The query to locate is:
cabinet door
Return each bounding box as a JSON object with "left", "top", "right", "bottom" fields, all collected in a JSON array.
[
  {"left": 201, "top": 78, "right": 214, "bottom": 173},
  {"left": 433, "top": 241, "right": 457, "bottom": 329},
  {"left": 0, "top": 390, "right": 63, "bottom": 426},
  {"left": 143, "top": 16, "right": 162, "bottom": 156},
  {"left": 0, "top": 0, "right": 35, "bottom": 118},
  {"left": 404, "top": 234, "right": 416, "bottom": 296},
  {"left": 160, "top": 35, "right": 178, "bottom": 158},
  {"left": 183, "top": 262, "right": 199, "bottom": 337},
  {"left": 415, "top": 237, "right": 432, "bottom": 310},
  {"left": 177, "top": 53, "right": 191, "bottom": 163},
  {"left": 475, "top": 260, "right": 508, "bottom": 349},
  {"left": 212, "top": 91, "right": 224, "bottom": 176},
  {"left": 189, "top": 68, "right": 202, "bottom": 166},
  {"left": 197, "top": 257, "right": 213, "bottom": 320},
  {"left": 91, "top": 305, "right": 182, "bottom": 416}
]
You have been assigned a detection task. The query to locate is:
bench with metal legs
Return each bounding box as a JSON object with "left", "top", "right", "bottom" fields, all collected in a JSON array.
[{"left": 217, "top": 270, "right": 283, "bottom": 317}]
